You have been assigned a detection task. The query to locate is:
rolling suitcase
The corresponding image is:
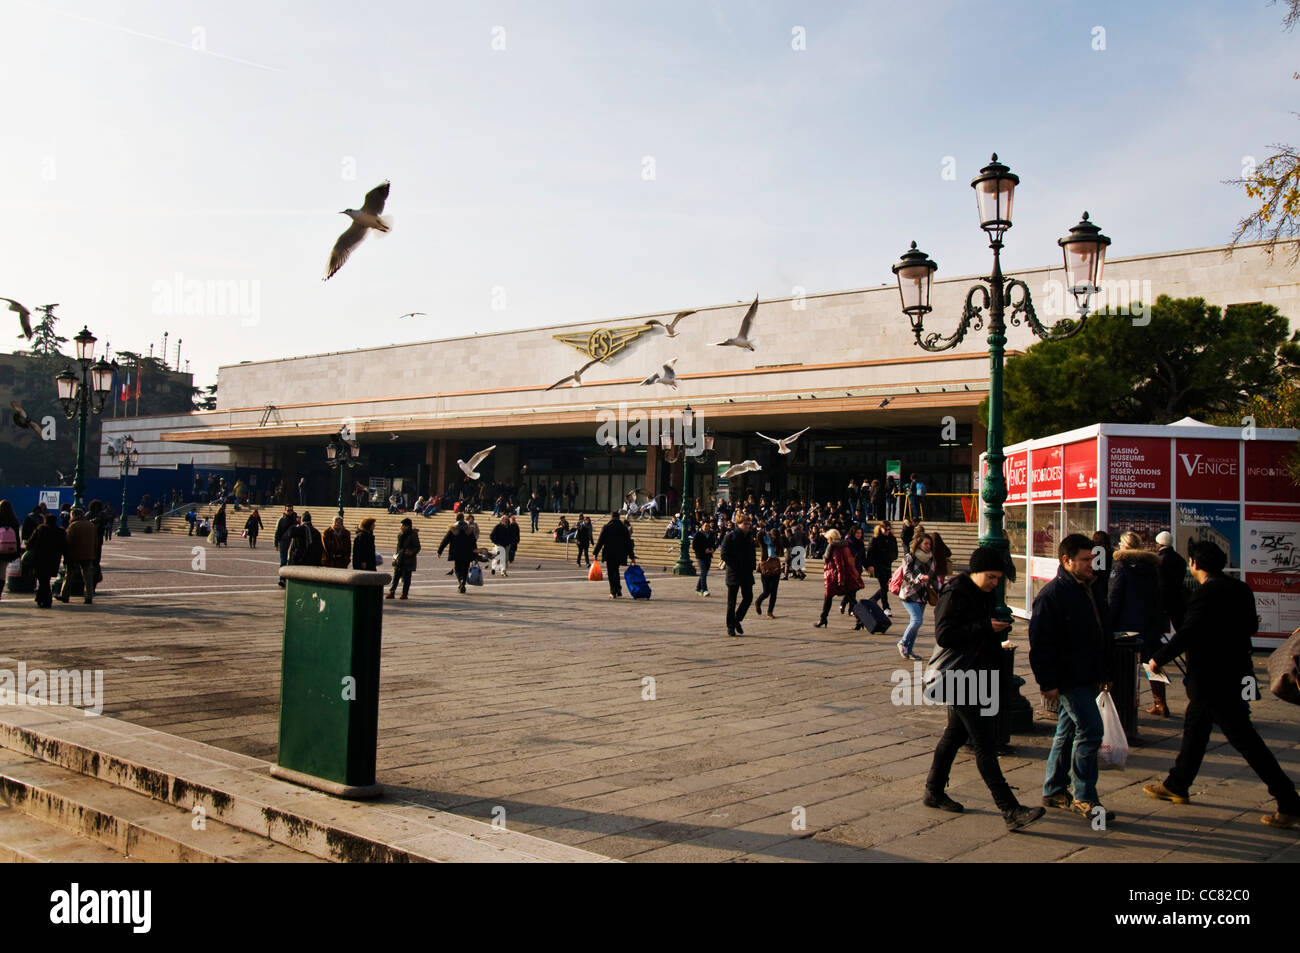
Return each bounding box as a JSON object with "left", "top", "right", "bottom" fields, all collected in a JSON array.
[
  {"left": 623, "top": 564, "right": 651, "bottom": 599},
  {"left": 852, "top": 598, "right": 891, "bottom": 634}
]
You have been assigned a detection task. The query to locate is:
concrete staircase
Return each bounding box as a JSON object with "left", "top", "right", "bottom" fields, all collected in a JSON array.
[{"left": 154, "top": 504, "right": 985, "bottom": 575}]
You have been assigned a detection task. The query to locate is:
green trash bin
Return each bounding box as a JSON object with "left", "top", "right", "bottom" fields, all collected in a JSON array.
[{"left": 270, "top": 566, "right": 390, "bottom": 798}]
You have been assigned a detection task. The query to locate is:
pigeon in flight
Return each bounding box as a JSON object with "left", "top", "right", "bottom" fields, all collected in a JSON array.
[
  {"left": 755, "top": 427, "right": 809, "bottom": 455},
  {"left": 878, "top": 397, "right": 892, "bottom": 408},
  {"left": 3, "top": 299, "right": 32, "bottom": 339},
  {"left": 720, "top": 460, "right": 761, "bottom": 480},
  {"left": 10, "top": 401, "right": 41, "bottom": 435},
  {"left": 324, "top": 181, "right": 391, "bottom": 281},
  {"left": 546, "top": 358, "right": 602, "bottom": 391},
  {"left": 389, "top": 433, "right": 400, "bottom": 441},
  {"left": 458, "top": 445, "right": 497, "bottom": 480},
  {"left": 396, "top": 312, "right": 427, "bottom": 319},
  {"left": 640, "top": 358, "right": 678, "bottom": 389},
  {"left": 714, "top": 294, "right": 759, "bottom": 350},
  {"left": 645, "top": 310, "right": 697, "bottom": 338}
]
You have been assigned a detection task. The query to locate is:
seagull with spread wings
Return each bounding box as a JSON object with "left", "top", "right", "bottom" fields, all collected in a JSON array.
[
  {"left": 755, "top": 427, "right": 809, "bottom": 455},
  {"left": 457, "top": 445, "right": 496, "bottom": 480},
  {"left": 324, "top": 181, "right": 391, "bottom": 281},
  {"left": 640, "top": 358, "right": 678, "bottom": 389},
  {"left": 546, "top": 358, "right": 602, "bottom": 391},
  {"left": 713, "top": 294, "right": 759, "bottom": 350},
  {"left": 396, "top": 312, "right": 427, "bottom": 319},
  {"left": 720, "top": 460, "right": 762, "bottom": 480},
  {"left": 10, "top": 401, "right": 42, "bottom": 436},
  {"left": 2, "top": 298, "right": 32, "bottom": 339},
  {"left": 645, "top": 310, "right": 697, "bottom": 338}
]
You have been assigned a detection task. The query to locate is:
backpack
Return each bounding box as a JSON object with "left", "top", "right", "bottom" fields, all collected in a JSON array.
[
  {"left": 0, "top": 527, "right": 16, "bottom": 555},
  {"left": 888, "top": 562, "right": 906, "bottom": 594}
]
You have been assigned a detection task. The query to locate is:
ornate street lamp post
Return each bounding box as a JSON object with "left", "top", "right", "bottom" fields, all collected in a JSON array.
[
  {"left": 107, "top": 435, "right": 140, "bottom": 536},
  {"left": 670, "top": 408, "right": 715, "bottom": 576},
  {"left": 892, "top": 154, "right": 1110, "bottom": 622},
  {"left": 55, "top": 326, "right": 113, "bottom": 511},
  {"left": 325, "top": 431, "right": 362, "bottom": 520}
]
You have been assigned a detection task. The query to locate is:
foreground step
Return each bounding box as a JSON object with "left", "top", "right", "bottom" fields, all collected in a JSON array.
[
  {"left": 0, "top": 703, "right": 614, "bottom": 863},
  {"left": 0, "top": 802, "right": 138, "bottom": 863}
]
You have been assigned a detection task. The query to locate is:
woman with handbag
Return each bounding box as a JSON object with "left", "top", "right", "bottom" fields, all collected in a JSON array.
[
  {"left": 839, "top": 524, "right": 869, "bottom": 616},
  {"left": 0, "top": 500, "right": 21, "bottom": 601},
  {"left": 755, "top": 526, "right": 785, "bottom": 618},
  {"left": 865, "top": 522, "right": 898, "bottom": 616},
  {"left": 815, "top": 529, "right": 862, "bottom": 628},
  {"left": 897, "top": 533, "right": 938, "bottom": 660}
]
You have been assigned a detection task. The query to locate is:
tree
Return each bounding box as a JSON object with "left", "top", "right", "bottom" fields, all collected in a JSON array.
[
  {"left": 26, "top": 304, "right": 68, "bottom": 359},
  {"left": 192, "top": 383, "right": 217, "bottom": 411},
  {"left": 1225, "top": 1, "right": 1300, "bottom": 259},
  {"left": 980, "top": 296, "right": 1290, "bottom": 443}
]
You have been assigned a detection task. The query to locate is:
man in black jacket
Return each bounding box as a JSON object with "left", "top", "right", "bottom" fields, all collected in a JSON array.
[
  {"left": 575, "top": 514, "right": 593, "bottom": 567},
  {"left": 274, "top": 505, "right": 297, "bottom": 587},
  {"left": 692, "top": 524, "right": 716, "bottom": 597},
  {"left": 289, "top": 512, "right": 324, "bottom": 567},
  {"left": 438, "top": 514, "right": 475, "bottom": 593},
  {"left": 720, "top": 515, "right": 756, "bottom": 637},
  {"left": 924, "top": 547, "right": 1045, "bottom": 830},
  {"left": 593, "top": 511, "right": 635, "bottom": 598},
  {"left": 1029, "top": 533, "right": 1116, "bottom": 824},
  {"left": 1154, "top": 531, "right": 1188, "bottom": 630},
  {"left": 1145, "top": 541, "right": 1300, "bottom": 828},
  {"left": 489, "top": 516, "right": 512, "bottom": 576}
]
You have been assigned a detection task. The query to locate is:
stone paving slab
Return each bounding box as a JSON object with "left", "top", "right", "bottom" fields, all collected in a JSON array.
[{"left": 0, "top": 532, "right": 1298, "bottom": 861}]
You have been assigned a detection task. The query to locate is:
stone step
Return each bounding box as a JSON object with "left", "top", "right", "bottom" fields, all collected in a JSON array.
[
  {"left": 0, "top": 749, "right": 322, "bottom": 863},
  {"left": 0, "top": 702, "right": 615, "bottom": 863},
  {"left": 0, "top": 803, "right": 138, "bottom": 863}
]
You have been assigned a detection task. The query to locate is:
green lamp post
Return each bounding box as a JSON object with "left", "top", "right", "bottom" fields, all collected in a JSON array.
[
  {"left": 325, "top": 430, "right": 361, "bottom": 520},
  {"left": 891, "top": 154, "right": 1110, "bottom": 622},
  {"left": 671, "top": 407, "right": 715, "bottom": 575},
  {"left": 54, "top": 327, "right": 113, "bottom": 511},
  {"left": 107, "top": 435, "right": 139, "bottom": 536}
]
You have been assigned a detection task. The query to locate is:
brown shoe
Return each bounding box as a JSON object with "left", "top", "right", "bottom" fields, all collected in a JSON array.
[
  {"left": 1145, "top": 701, "right": 1169, "bottom": 717},
  {"left": 385, "top": 592, "right": 394, "bottom": 599},
  {"left": 1261, "top": 812, "right": 1300, "bottom": 829},
  {"left": 1143, "top": 782, "right": 1189, "bottom": 805},
  {"left": 399, "top": 593, "right": 408, "bottom": 600},
  {"left": 766, "top": 611, "right": 775, "bottom": 618}
]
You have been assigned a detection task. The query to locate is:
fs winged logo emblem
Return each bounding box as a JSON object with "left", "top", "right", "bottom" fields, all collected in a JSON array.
[{"left": 553, "top": 324, "right": 654, "bottom": 362}]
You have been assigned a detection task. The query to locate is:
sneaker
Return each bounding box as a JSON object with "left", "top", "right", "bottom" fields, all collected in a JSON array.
[
  {"left": 1261, "top": 812, "right": 1300, "bottom": 829},
  {"left": 1003, "top": 805, "right": 1046, "bottom": 831},
  {"left": 1143, "top": 782, "right": 1189, "bottom": 805},
  {"left": 897, "top": 643, "right": 908, "bottom": 658},
  {"left": 1042, "top": 791, "right": 1073, "bottom": 810},
  {"left": 923, "top": 791, "right": 964, "bottom": 813},
  {"left": 702, "top": 591, "right": 710, "bottom": 597},
  {"left": 1072, "top": 800, "right": 1115, "bottom": 824}
]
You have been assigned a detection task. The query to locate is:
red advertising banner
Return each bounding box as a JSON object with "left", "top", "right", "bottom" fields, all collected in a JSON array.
[
  {"left": 1063, "top": 439, "right": 1098, "bottom": 501},
  {"left": 1107, "top": 437, "right": 1170, "bottom": 498},
  {"left": 1174, "top": 438, "right": 1239, "bottom": 501},
  {"left": 1005, "top": 450, "right": 1028, "bottom": 505},
  {"left": 1245, "top": 440, "right": 1300, "bottom": 503},
  {"left": 1030, "top": 446, "right": 1063, "bottom": 502}
]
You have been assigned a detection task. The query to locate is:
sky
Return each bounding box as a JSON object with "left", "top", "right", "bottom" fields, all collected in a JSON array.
[{"left": 2, "top": 0, "right": 1296, "bottom": 392}]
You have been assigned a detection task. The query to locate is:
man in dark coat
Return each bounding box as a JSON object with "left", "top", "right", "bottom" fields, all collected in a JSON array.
[
  {"left": 1145, "top": 541, "right": 1300, "bottom": 828},
  {"left": 575, "top": 514, "right": 593, "bottom": 567},
  {"left": 490, "top": 515, "right": 512, "bottom": 575},
  {"left": 506, "top": 514, "right": 521, "bottom": 565},
  {"left": 290, "top": 512, "right": 324, "bottom": 567},
  {"left": 866, "top": 522, "right": 899, "bottom": 615},
  {"left": 58, "top": 508, "right": 98, "bottom": 604},
  {"left": 692, "top": 523, "right": 716, "bottom": 597},
  {"left": 924, "top": 546, "right": 1045, "bottom": 830},
  {"left": 1029, "top": 533, "right": 1115, "bottom": 824},
  {"left": 388, "top": 518, "right": 421, "bottom": 599},
  {"left": 719, "top": 514, "right": 756, "bottom": 637},
  {"left": 438, "top": 514, "right": 476, "bottom": 593},
  {"left": 593, "top": 511, "right": 635, "bottom": 598},
  {"left": 274, "top": 505, "right": 297, "bottom": 587},
  {"left": 1154, "top": 531, "right": 1188, "bottom": 630},
  {"left": 27, "top": 514, "right": 66, "bottom": 608}
]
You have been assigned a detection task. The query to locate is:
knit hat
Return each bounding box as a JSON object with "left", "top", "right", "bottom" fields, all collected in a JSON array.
[
  {"left": 968, "top": 546, "right": 1002, "bottom": 574},
  {"left": 1155, "top": 531, "right": 1173, "bottom": 547}
]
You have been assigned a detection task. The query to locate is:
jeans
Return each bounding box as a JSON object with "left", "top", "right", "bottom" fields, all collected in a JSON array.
[
  {"left": 756, "top": 574, "right": 779, "bottom": 614},
  {"left": 577, "top": 542, "right": 590, "bottom": 564},
  {"left": 530, "top": 511, "right": 539, "bottom": 532},
  {"left": 696, "top": 557, "right": 711, "bottom": 592},
  {"left": 726, "top": 581, "right": 753, "bottom": 631},
  {"left": 389, "top": 568, "right": 412, "bottom": 597},
  {"left": 899, "top": 600, "right": 926, "bottom": 652},
  {"left": 1043, "top": 683, "right": 1104, "bottom": 804},
  {"left": 927, "top": 703, "right": 1017, "bottom": 812},
  {"left": 1165, "top": 686, "right": 1300, "bottom": 813}
]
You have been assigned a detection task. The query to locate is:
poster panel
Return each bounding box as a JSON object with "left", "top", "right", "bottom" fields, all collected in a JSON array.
[
  {"left": 1243, "top": 504, "right": 1300, "bottom": 574},
  {"left": 1244, "top": 440, "right": 1300, "bottom": 503},
  {"left": 1175, "top": 501, "right": 1240, "bottom": 568},
  {"left": 1005, "top": 450, "right": 1028, "bottom": 505},
  {"left": 1174, "top": 438, "right": 1239, "bottom": 500},
  {"left": 1108, "top": 437, "right": 1170, "bottom": 498},
  {"left": 1030, "top": 446, "right": 1063, "bottom": 502},
  {"left": 1063, "top": 440, "right": 1098, "bottom": 501},
  {"left": 1108, "top": 501, "right": 1171, "bottom": 544}
]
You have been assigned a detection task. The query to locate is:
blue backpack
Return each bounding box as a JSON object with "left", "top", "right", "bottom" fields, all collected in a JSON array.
[{"left": 624, "top": 564, "right": 651, "bottom": 599}]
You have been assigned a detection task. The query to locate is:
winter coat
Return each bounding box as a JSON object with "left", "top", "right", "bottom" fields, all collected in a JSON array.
[
  {"left": 351, "top": 529, "right": 377, "bottom": 571},
  {"left": 900, "top": 552, "right": 936, "bottom": 604},
  {"left": 490, "top": 523, "right": 512, "bottom": 547},
  {"left": 244, "top": 512, "right": 263, "bottom": 534},
  {"left": 866, "top": 533, "right": 898, "bottom": 572},
  {"left": 27, "top": 523, "right": 66, "bottom": 576},
  {"left": 845, "top": 535, "right": 867, "bottom": 572},
  {"left": 593, "top": 517, "right": 634, "bottom": 566},
  {"left": 1152, "top": 574, "right": 1256, "bottom": 697},
  {"left": 274, "top": 513, "right": 297, "bottom": 546},
  {"left": 394, "top": 528, "right": 422, "bottom": 570},
  {"left": 438, "top": 523, "right": 475, "bottom": 562},
  {"left": 692, "top": 528, "right": 716, "bottom": 562},
  {"left": 575, "top": 521, "right": 592, "bottom": 545},
  {"left": 1028, "top": 565, "right": 1115, "bottom": 693},
  {"left": 822, "top": 541, "right": 863, "bottom": 597},
  {"left": 64, "top": 517, "right": 98, "bottom": 563},
  {"left": 1108, "top": 549, "right": 1164, "bottom": 658},
  {"left": 1157, "top": 546, "right": 1189, "bottom": 628},
  {"left": 323, "top": 526, "right": 352, "bottom": 568},
  {"left": 290, "top": 522, "right": 325, "bottom": 566},
  {"left": 933, "top": 573, "right": 1003, "bottom": 674},
  {"left": 719, "top": 527, "right": 756, "bottom": 586}
]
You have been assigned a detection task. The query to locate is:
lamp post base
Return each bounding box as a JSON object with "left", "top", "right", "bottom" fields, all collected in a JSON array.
[{"left": 671, "top": 558, "right": 696, "bottom": 576}]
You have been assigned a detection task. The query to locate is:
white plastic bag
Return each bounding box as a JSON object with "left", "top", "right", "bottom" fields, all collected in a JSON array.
[{"left": 1097, "top": 689, "right": 1129, "bottom": 768}]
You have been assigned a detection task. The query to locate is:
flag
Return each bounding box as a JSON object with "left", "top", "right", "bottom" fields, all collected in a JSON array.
[
  {"left": 121, "top": 372, "right": 130, "bottom": 402},
  {"left": 110, "top": 362, "right": 119, "bottom": 396},
  {"left": 134, "top": 361, "right": 142, "bottom": 399}
]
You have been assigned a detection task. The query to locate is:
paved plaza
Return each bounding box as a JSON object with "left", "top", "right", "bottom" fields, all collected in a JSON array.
[{"left": 2, "top": 532, "right": 1298, "bottom": 862}]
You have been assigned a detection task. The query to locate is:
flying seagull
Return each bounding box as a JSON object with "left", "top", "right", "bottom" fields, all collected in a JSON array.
[
  {"left": 720, "top": 460, "right": 762, "bottom": 480},
  {"left": 324, "top": 181, "right": 391, "bottom": 281},
  {"left": 396, "top": 312, "right": 427, "bottom": 319},
  {"left": 10, "top": 401, "right": 41, "bottom": 435},
  {"left": 458, "top": 444, "right": 497, "bottom": 480},
  {"left": 755, "top": 427, "right": 809, "bottom": 455},
  {"left": 645, "top": 310, "right": 697, "bottom": 338},
  {"left": 546, "top": 358, "right": 602, "bottom": 391},
  {"left": 878, "top": 397, "right": 892, "bottom": 408},
  {"left": 389, "top": 433, "right": 400, "bottom": 441},
  {"left": 640, "top": 358, "right": 678, "bottom": 388},
  {"left": 3, "top": 298, "right": 32, "bottom": 339},
  {"left": 713, "top": 294, "right": 759, "bottom": 350}
]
